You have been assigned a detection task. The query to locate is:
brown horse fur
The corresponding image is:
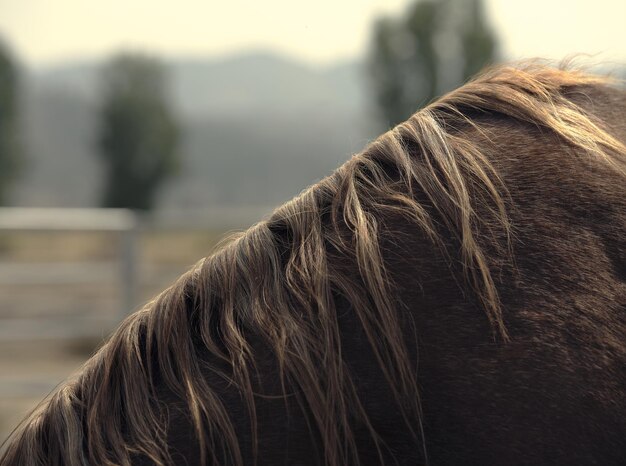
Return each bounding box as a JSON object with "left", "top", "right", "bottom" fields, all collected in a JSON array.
[{"left": 1, "top": 62, "right": 625, "bottom": 465}]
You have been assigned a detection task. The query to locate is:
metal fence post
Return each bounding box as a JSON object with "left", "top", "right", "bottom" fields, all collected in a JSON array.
[{"left": 120, "top": 212, "right": 139, "bottom": 319}]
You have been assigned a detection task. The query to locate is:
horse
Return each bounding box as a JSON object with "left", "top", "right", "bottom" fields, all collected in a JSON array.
[{"left": 1, "top": 62, "right": 625, "bottom": 466}]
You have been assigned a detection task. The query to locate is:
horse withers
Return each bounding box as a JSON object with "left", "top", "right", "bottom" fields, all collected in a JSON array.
[{"left": 2, "top": 62, "right": 625, "bottom": 465}]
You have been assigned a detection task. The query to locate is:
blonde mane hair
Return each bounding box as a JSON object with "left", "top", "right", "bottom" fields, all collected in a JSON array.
[{"left": 2, "top": 62, "right": 625, "bottom": 466}]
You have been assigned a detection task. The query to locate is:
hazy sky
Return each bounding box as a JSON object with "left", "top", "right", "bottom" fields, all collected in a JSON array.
[{"left": 0, "top": 0, "right": 624, "bottom": 67}]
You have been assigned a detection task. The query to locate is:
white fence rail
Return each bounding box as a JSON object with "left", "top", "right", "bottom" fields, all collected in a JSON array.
[{"left": 0, "top": 208, "right": 140, "bottom": 340}]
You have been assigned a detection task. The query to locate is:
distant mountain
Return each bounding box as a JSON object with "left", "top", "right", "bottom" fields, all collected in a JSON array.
[
  {"left": 12, "top": 51, "right": 378, "bottom": 210},
  {"left": 169, "top": 51, "right": 369, "bottom": 118}
]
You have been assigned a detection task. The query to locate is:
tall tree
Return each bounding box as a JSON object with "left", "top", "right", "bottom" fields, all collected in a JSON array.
[
  {"left": 97, "top": 53, "right": 179, "bottom": 211},
  {"left": 369, "top": 0, "right": 498, "bottom": 129},
  {"left": 0, "top": 39, "right": 21, "bottom": 205}
]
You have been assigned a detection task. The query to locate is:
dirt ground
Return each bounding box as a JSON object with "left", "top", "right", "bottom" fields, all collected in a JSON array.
[{"left": 0, "top": 229, "right": 229, "bottom": 445}]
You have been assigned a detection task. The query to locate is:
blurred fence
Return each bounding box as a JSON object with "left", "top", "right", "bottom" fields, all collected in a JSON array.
[{"left": 0, "top": 208, "right": 139, "bottom": 341}]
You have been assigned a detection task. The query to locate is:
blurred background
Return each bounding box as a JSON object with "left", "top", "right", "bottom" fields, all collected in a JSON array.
[{"left": 0, "top": 0, "right": 624, "bottom": 445}]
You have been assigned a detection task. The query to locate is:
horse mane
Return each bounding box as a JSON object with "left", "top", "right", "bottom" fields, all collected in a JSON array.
[{"left": 2, "top": 62, "right": 625, "bottom": 466}]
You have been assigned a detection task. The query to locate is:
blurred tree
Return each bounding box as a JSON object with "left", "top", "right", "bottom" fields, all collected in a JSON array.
[
  {"left": 0, "top": 39, "right": 21, "bottom": 205},
  {"left": 369, "top": 0, "right": 498, "bottom": 128},
  {"left": 97, "top": 53, "right": 179, "bottom": 211}
]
